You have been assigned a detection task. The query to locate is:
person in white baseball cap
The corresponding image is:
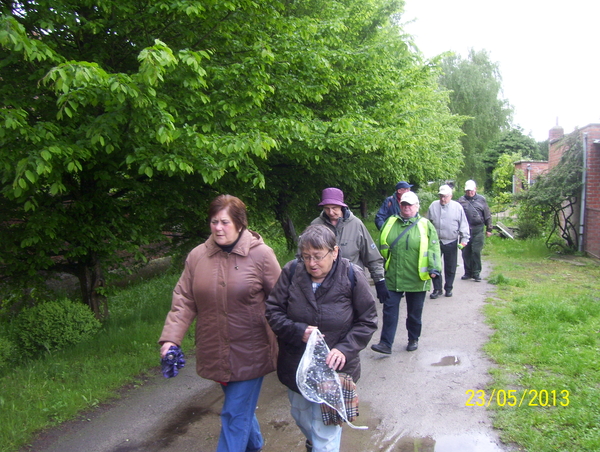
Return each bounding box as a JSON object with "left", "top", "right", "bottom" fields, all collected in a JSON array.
[
  {"left": 427, "top": 185, "right": 470, "bottom": 298},
  {"left": 457, "top": 180, "right": 492, "bottom": 282},
  {"left": 372, "top": 191, "right": 441, "bottom": 354}
]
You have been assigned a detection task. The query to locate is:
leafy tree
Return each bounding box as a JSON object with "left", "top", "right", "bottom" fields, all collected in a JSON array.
[
  {"left": 537, "top": 139, "right": 549, "bottom": 160},
  {"left": 0, "top": 0, "right": 465, "bottom": 313},
  {"left": 251, "top": 0, "right": 465, "bottom": 246},
  {"left": 0, "top": 1, "right": 286, "bottom": 316},
  {"left": 439, "top": 49, "right": 513, "bottom": 186},
  {"left": 491, "top": 151, "right": 522, "bottom": 212},
  {"left": 484, "top": 127, "right": 541, "bottom": 187}
]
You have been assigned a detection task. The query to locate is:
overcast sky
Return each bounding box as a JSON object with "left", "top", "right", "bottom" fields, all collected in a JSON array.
[{"left": 402, "top": 0, "right": 600, "bottom": 142}]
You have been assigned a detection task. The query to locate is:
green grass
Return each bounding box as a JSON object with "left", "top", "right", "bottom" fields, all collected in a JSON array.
[
  {"left": 0, "top": 229, "right": 296, "bottom": 452},
  {"left": 484, "top": 236, "right": 600, "bottom": 451},
  {"left": 0, "top": 271, "right": 193, "bottom": 452}
]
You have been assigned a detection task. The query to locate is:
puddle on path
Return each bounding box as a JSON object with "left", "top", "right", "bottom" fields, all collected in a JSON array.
[
  {"left": 431, "top": 355, "right": 461, "bottom": 366},
  {"left": 340, "top": 402, "right": 509, "bottom": 452},
  {"left": 374, "top": 433, "right": 507, "bottom": 452}
]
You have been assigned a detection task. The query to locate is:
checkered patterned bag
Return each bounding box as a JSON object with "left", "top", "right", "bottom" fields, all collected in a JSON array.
[{"left": 320, "top": 372, "right": 358, "bottom": 426}]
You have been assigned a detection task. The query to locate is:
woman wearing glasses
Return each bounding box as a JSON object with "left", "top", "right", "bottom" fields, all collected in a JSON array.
[{"left": 266, "top": 224, "right": 377, "bottom": 452}]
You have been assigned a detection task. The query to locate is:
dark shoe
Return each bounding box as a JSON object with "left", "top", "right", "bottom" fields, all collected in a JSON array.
[
  {"left": 460, "top": 274, "right": 472, "bottom": 280},
  {"left": 445, "top": 291, "right": 453, "bottom": 297},
  {"left": 473, "top": 275, "right": 482, "bottom": 282},
  {"left": 306, "top": 439, "right": 313, "bottom": 452},
  {"left": 429, "top": 289, "right": 443, "bottom": 299},
  {"left": 406, "top": 340, "right": 418, "bottom": 351},
  {"left": 371, "top": 342, "right": 392, "bottom": 354}
]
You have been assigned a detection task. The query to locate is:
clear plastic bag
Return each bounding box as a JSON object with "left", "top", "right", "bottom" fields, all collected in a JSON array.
[{"left": 296, "top": 329, "right": 367, "bottom": 429}]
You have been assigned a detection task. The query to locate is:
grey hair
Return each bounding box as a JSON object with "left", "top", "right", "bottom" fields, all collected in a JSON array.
[{"left": 297, "top": 224, "right": 337, "bottom": 254}]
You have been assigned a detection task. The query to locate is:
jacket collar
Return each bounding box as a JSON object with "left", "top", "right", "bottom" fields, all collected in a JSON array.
[{"left": 205, "top": 229, "right": 260, "bottom": 257}]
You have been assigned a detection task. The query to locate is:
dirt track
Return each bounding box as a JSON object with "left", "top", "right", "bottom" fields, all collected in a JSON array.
[{"left": 23, "top": 256, "right": 516, "bottom": 452}]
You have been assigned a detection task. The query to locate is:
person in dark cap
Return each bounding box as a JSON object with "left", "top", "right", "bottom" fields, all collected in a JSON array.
[
  {"left": 375, "top": 181, "right": 413, "bottom": 230},
  {"left": 311, "top": 187, "right": 390, "bottom": 305}
]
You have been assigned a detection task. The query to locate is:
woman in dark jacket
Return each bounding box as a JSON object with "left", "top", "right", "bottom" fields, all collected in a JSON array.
[{"left": 266, "top": 224, "right": 377, "bottom": 452}]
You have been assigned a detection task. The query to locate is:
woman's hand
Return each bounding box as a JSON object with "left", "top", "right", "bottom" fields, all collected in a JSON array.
[
  {"left": 160, "top": 341, "right": 178, "bottom": 358},
  {"left": 302, "top": 325, "right": 319, "bottom": 343},
  {"left": 326, "top": 348, "right": 346, "bottom": 371}
]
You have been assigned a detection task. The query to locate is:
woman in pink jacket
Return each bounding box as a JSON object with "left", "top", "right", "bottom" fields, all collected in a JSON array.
[{"left": 159, "top": 195, "right": 281, "bottom": 452}]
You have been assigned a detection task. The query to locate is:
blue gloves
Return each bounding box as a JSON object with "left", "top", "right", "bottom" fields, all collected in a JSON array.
[
  {"left": 161, "top": 345, "right": 186, "bottom": 378},
  {"left": 375, "top": 279, "right": 390, "bottom": 304}
]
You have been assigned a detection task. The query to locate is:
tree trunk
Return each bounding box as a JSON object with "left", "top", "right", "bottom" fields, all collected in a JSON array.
[
  {"left": 360, "top": 199, "right": 368, "bottom": 219},
  {"left": 274, "top": 201, "right": 298, "bottom": 251},
  {"left": 76, "top": 255, "right": 109, "bottom": 320}
]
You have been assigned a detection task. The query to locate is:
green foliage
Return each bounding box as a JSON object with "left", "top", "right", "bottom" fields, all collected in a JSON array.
[
  {"left": 12, "top": 299, "right": 101, "bottom": 357},
  {"left": 0, "top": 268, "right": 182, "bottom": 451},
  {"left": 1, "top": 1, "right": 465, "bottom": 304},
  {"left": 489, "top": 151, "right": 520, "bottom": 212},
  {"left": 0, "top": 333, "right": 15, "bottom": 373},
  {"left": 485, "top": 127, "right": 541, "bottom": 187},
  {"left": 515, "top": 200, "right": 549, "bottom": 239},
  {"left": 439, "top": 49, "right": 513, "bottom": 186}
]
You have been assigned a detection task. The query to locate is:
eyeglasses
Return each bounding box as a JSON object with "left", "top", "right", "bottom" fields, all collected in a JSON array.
[
  {"left": 400, "top": 202, "right": 414, "bottom": 207},
  {"left": 300, "top": 250, "right": 332, "bottom": 262}
]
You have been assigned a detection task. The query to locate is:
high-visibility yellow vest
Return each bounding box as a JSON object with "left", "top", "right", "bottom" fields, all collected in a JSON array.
[{"left": 380, "top": 216, "right": 431, "bottom": 280}]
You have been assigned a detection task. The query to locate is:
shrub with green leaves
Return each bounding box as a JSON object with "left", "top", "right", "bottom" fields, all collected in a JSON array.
[
  {"left": 0, "top": 334, "right": 15, "bottom": 373},
  {"left": 13, "top": 299, "right": 101, "bottom": 357}
]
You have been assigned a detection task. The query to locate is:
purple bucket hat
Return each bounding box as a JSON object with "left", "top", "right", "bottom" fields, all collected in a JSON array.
[{"left": 318, "top": 187, "right": 348, "bottom": 207}]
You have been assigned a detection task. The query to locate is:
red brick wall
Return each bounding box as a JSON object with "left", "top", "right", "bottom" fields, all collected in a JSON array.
[
  {"left": 582, "top": 125, "right": 600, "bottom": 258},
  {"left": 513, "top": 161, "right": 548, "bottom": 193}
]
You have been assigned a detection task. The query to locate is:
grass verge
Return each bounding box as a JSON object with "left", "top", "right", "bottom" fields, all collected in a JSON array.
[
  {"left": 0, "top": 271, "right": 190, "bottom": 452},
  {"left": 484, "top": 236, "right": 600, "bottom": 451},
  {"left": 0, "top": 236, "right": 296, "bottom": 452}
]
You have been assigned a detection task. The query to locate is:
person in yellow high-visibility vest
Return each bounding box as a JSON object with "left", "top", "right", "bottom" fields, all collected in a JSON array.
[{"left": 371, "top": 191, "right": 441, "bottom": 354}]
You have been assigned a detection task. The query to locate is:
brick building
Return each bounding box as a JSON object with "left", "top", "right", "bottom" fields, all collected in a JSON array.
[
  {"left": 548, "top": 123, "right": 600, "bottom": 258},
  {"left": 513, "top": 160, "right": 548, "bottom": 193}
]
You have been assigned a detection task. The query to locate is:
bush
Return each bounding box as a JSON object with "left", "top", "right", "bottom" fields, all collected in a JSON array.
[
  {"left": 12, "top": 299, "right": 101, "bottom": 357},
  {"left": 0, "top": 334, "right": 15, "bottom": 373}
]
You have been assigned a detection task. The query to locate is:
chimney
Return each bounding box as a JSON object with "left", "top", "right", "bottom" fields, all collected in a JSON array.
[{"left": 549, "top": 124, "right": 564, "bottom": 142}]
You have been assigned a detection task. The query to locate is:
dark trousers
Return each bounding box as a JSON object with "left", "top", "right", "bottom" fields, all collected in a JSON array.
[
  {"left": 380, "top": 290, "right": 426, "bottom": 346},
  {"left": 461, "top": 225, "right": 485, "bottom": 277},
  {"left": 433, "top": 240, "right": 458, "bottom": 293}
]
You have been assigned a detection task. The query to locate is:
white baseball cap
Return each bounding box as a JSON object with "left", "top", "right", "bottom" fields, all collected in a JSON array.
[
  {"left": 400, "top": 191, "right": 419, "bottom": 205},
  {"left": 465, "top": 180, "right": 477, "bottom": 191},
  {"left": 438, "top": 185, "right": 453, "bottom": 196}
]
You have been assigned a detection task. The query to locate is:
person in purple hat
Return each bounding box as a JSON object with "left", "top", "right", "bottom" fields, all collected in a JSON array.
[
  {"left": 375, "top": 181, "right": 413, "bottom": 230},
  {"left": 311, "top": 187, "right": 390, "bottom": 305}
]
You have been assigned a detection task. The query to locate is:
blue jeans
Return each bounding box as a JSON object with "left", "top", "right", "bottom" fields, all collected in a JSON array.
[
  {"left": 380, "top": 290, "right": 426, "bottom": 346},
  {"left": 217, "top": 377, "right": 264, "bottom": 452},
  {"left": 288, "top": 390, "right": 342, "bottom": 452}
]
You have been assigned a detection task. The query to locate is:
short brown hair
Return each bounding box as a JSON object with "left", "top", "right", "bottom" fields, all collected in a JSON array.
[{"left": 208, "top": 195, "right": 248, "bottom": 231}]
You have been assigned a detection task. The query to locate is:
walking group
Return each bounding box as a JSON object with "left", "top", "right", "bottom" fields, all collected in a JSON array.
[{"left": 157, "top": 180, "right": 492, "bottom": 452}]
